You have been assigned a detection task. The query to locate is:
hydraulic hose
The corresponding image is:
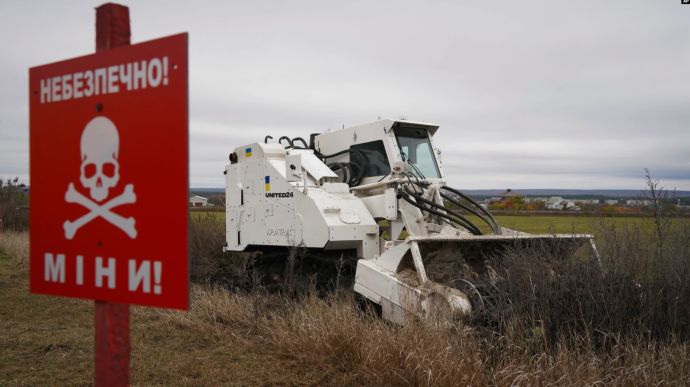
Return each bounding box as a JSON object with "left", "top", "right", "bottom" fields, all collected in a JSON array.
[
  {"left": 292, "top": 137, "right": 309, "bottom": 148},
  {"left": 440, "top": 192, "right": 500, "bottom": 235},
  {"left": 320, "top": 148, "right": 368, "bottom": 187},
  {"left": 403, "top": 187, "right": 482, "bottom": 235},
  {"left": 347, "top": 161, "right": 364, "bottom": 186},
  {"left": 442, "top": 186, "right": 502, "bottom": 235},
  {"left": 329, "top": 161, "right": 364, "bottom": 186},
  {"left": 399, "top": 190, "right": 481, "bottom": 235},
  {"left": 328, "top": 162, "right": 350, "bottom": 185},
  {"left": 267, "top": 134, "right": 366, "bottom": 186},
  {"left": 278, "top": 136, "right": 293, "bottom": 148},
  {"left": 403, "top": 179, "right": 490, "bottom": 234},
  {"left": 318, "top": 148, "right": 357, "bottom": 160}
]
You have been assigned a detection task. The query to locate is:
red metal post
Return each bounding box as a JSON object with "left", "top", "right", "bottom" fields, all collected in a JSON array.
[
  {"left": 95, "top": 301, "right": 130, "bottom": 386},
  {"left": 96, "top": 3, "right": 131, "bottom": 50},
  {"left": 94, "top": 3, "right": 131, "bottom": 387}
]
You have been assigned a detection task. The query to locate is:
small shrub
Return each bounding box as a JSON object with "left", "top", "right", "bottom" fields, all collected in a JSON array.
[{"left": 0, "top": 178, "right": 29, "bottom": 232}]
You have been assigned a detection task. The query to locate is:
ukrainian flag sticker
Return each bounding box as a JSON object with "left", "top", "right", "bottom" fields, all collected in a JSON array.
[
  {"left": 245, "top": 147, "right": 252, "bottom": 157},
  {"left": 264, "top": 176, "right": 270, "bottom": 191}
]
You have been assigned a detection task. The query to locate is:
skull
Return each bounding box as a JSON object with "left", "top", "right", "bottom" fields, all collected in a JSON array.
[{"left": 79, "top": 116, "right": 120, "bottom": 202}]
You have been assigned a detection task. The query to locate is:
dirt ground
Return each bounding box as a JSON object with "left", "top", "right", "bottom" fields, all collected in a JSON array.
[{"left": 0, "top": 253, "right": 354, "bottom": 386}]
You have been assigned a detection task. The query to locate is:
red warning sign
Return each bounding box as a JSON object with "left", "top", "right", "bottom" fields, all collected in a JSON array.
[{"left": 29, "top": 33, "right": 189, "bottom": 310}]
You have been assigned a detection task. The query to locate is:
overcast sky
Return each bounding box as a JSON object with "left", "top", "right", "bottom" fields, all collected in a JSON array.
[{"left": 1, "top": 1, "right": 688, "bottom": 190}]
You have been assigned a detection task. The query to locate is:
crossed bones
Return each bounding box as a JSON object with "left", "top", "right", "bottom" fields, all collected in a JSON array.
[{"left": 63, "top": 183, "right": 138, "bottom": 239}]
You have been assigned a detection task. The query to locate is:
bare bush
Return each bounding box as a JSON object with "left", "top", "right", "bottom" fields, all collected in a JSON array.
[
  {"left": 489, "top": 221, "right": 690, "bottom": 351},
  {"left": 643, "top": 168, "right": 677, "bottom": 259}
]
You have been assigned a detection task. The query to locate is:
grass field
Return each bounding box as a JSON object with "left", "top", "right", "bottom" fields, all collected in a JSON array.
[
  {"left": 495, "top": 215, "right": 622, "bottom": 234},
  {"left": 3, "top": 213, "right": 690, "bottom": 385},
  {"left": 194, "top": 209, "right": 687, "bottom": 238},
  {"left": 0, "top": 233, "right": 354, "bottom": 386}
]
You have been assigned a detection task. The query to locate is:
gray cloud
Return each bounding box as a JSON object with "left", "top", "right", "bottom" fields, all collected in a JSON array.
[{"left": 1, "top": 0, "right": 688, "bottom": 190}]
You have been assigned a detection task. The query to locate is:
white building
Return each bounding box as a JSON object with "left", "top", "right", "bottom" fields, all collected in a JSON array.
[
  {"left": 625, "top": 199, "right": 652, "bottom": 207},
  {"left": 564, "top": 201, "right": 581, "bottom": 211},
  {"left": 189, "top": 195, "right": 209, "bottom": 207},
  {"left": 574, "top": 199, "right": 600, "bottom": 205},
  {"left": 546, "top": 197, "right": 564, "bottom": 210},
  {"left": 523, "top": 197, "right": 547, "bottom": 204}
]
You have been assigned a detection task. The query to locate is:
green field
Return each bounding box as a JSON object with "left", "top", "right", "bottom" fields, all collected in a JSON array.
[
  {"left": 193, "top": 210, "right": 686, "bottom": 239},
  {"left": 487, "top": 215, "right": 648, "bottom": 235}
]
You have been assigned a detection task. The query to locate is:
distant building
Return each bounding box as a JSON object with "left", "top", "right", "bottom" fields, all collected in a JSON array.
[
  {"left": 564, "top": 201, "right": 581, "bottom": 211},
  {"left": 625, "top": 199, "right": 652, "bottom": 207},
  {"left": 498, "top": 188, "right": 520, "bottom": 201},
  {"left": 487, "top": 196, "right": 503, "bottom": 203},
  {"left": 189, "top": 195, "right": 209, "bottom": 207},
  {"left": 546, "top": 197, "right": 564, "bottom": 210},
  {"left": 523, "top": 197, "right": 547, "bottom": 204},
  {"left": 604, "top": 199, "right": 619, "bottom": 205},
  {"left": 574, "top": 199, "right": 600, "bottom": 205}
]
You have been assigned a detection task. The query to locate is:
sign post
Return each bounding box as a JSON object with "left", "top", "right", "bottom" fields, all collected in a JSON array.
[
  {"left": 94, "top": 5, "right": 131, "bottom": 385},
  {"left": 29, "top": 3, "right": 189, "bottom": 386}
]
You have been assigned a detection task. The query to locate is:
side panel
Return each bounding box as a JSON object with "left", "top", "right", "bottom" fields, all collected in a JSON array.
[
  {"left": 225, "top": 163, "right": 241, "bottom": 249},
  {"left": 225, "top": 142, "right": 379, "bottom": 255},
  {"left": 360, "top": 188, "right": 397, "bottom": 220}
]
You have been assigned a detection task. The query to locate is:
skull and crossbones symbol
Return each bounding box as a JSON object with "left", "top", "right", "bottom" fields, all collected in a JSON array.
[{"left": 63, "top": 116, "right": 137, "bottom": 240}]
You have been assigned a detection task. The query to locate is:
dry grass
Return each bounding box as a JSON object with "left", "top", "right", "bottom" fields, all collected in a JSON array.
[
  {"left": 3, "top": 216, "right": 690, "bottom": 385},
  {"left": 0, "top": 233, "right": 351, "bottom": 386},
  {"left": 0, "top": 231, "right": 28, "bottom": 267},
  {"left": 151, "top": 286, "right": 690, "bottom": 386}
]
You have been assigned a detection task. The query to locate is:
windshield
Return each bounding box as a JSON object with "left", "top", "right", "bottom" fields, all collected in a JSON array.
[{"left": 394, "top": 125, "right": 441, "bottom": 179}]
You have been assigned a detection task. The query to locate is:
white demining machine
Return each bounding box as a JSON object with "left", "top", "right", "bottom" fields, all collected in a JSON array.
[{"left": 224, "top": 119, "right": 598, "bottom": 324}]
